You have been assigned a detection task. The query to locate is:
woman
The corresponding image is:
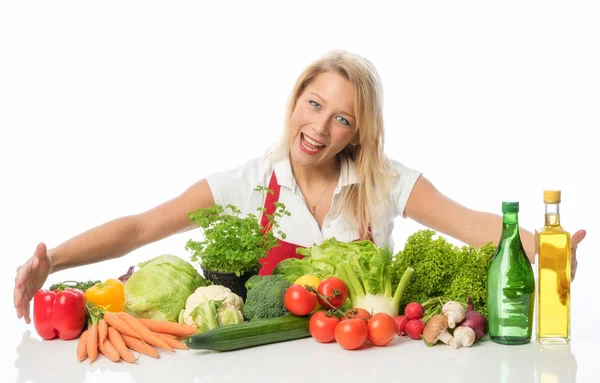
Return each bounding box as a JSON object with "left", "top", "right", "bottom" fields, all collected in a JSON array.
[{"left": 14, "top": 49, "right": 586, "bottom": 323}]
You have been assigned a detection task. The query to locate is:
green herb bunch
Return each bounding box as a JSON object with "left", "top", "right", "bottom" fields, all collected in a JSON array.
[
  {"left": 185, "top": 186, "right": 291, "bottom": 277},
  {"left": 391, "top": 229, "right": 497, "bottom": 317}
]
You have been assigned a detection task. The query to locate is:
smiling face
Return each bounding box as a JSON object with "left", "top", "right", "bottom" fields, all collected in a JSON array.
[{"left": 288, "top": 71, "right": 357, "bottom": 168}]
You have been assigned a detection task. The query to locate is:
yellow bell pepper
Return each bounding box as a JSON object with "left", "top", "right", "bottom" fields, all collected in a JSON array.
[{"left": 84, "top": 278, "right": 125, "bottom": 312}]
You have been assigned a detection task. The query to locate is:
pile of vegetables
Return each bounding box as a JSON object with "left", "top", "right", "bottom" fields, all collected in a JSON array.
[
  {"left": 391, "top": 229, "right": 496, "bottom": 316},
  {"left": 32, "top": 228, "right": 498, "bottom": 363},
  {"left": 395, "top": 298, "right": 489, "bottom": 348},
  {"left": 273, "top": 238, "right": 414, "bottom": 317}
]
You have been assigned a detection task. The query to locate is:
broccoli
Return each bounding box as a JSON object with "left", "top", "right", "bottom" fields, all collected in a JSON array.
[{"left": 243, "top": 274, "right": 292, "bottom": 321}]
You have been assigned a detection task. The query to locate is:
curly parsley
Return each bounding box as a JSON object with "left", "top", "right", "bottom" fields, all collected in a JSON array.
[{"left": 185, "top": 186, "right": 291, "bottom": 277}]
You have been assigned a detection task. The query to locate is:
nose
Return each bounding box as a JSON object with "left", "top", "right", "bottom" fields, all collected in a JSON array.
[{"left": 311, "top": 115, "right": 330, "bottom": 136}]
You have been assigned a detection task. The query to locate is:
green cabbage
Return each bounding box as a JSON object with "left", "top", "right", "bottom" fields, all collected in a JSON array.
[{"left": 124, "top": 254, "right": 210, "bottom": 322}]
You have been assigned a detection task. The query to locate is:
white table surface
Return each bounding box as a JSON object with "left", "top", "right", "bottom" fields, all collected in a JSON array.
[{"left": 3, "top": 296, "right": 599, "bottom": 383}]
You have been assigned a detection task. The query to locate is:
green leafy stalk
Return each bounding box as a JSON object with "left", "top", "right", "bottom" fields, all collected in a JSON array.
[
  {"left": 337, "top": 262, "right": 365, "bottom": 305},
  {"left": 392, "top": 266, "right": 414, "bottom": 311},
  {"left": 86, "top": 301, "right": 106, "bottom": 328}
]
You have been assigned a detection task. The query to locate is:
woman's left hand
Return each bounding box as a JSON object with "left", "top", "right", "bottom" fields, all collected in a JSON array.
[{"left": 571, "top": 229, "right": 587, "bottom": 281}]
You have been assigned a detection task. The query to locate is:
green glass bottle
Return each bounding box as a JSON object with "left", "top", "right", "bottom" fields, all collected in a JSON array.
[{"left": 487, "top": 201, "right": 535, "bottom": 345}]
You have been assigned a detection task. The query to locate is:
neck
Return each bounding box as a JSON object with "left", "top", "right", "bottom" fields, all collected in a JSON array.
[{"left": 291, "top": 156, "right": 341, "bottom": 186}]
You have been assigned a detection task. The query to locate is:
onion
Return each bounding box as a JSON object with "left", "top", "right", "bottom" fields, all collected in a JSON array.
[{"left": 458, "top": 297, "right": 488, "bottom": 341}]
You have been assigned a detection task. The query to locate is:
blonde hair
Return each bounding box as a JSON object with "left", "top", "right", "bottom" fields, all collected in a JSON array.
[{"left": 267, "top": 50, "right": 397, "bottom": 239}]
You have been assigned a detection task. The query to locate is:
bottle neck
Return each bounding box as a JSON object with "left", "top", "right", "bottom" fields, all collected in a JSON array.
[
  {"left": 501, "top": 212, "right": 520, "bottom": 238},
  {"left": 545, "top": 203, "right": 561, "bottom": 226}
]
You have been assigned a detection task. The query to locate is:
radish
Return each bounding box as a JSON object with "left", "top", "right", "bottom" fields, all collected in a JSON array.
[
  {"left": 405, "top": 319, "right": 425, "bottom": 340},
  {"left": 394, "top": 315, "right": 410, "bottom": 335},
  {"left": 404, "top": 302, "right": 424, "bottom": 320}
]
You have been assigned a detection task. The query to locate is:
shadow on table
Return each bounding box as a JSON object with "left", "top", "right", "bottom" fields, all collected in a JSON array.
[
  {"left": 438, "top": 338, "right": 578, "bottom": 383},
  {"left": 15, "top": 331, "right": 86, "bottom": 383},
  {"left": 14, "top": 330, "right": 260, "bottom": 383},
  {"left": 14, "top": 330, "right": 579, "bottom": 383}
]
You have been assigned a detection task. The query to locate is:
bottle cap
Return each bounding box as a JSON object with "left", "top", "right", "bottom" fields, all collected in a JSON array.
[
  {"left": 543, "top": 190, "right": 561, "bottom": 203},
  {"left": 502, "top": 201, "right": 519, "bottom": 213}
]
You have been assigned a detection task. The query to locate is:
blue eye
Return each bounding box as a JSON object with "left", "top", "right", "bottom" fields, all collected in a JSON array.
[
  {"left": 309, "top": 100, "right": 321, "bottom": 109},
  {"left": 337, "top": 116, "right": 350, "bottom": 126}
]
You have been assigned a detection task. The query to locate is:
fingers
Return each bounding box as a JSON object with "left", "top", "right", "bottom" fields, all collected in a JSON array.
[
  {"left": 14, "top": 284, "right": 23, "bottom": 319},
  {"left": 15, "top": 243, "right": 46, "bottom": 322},
  {"left": 23, "top": 300, "right": 31, "bottom": 324},
  {"left": 571, "top": 229, "right": 586, "bottom": 248},
  {"left": 34, "top": 242, "right": 47, "bottom": 260}
]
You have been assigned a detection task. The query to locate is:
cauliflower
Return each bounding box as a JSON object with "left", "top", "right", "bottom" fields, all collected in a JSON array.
[{"left": 179, "top": 285, "right": 244, "bottom": 332}]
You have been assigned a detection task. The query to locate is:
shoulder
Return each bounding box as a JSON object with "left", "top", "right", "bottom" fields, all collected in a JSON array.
[
  {"left": 205, "top": 155, "right": 275, "bottom": 207},
  {"left": 385, "top": 156, "right": 420, "bottom": 177},
  {"left": 207, "top": 156, "right": 273, "bottom": 182},
  {"left": 384, "top": 156, "right": 423, "bottom": 217}
]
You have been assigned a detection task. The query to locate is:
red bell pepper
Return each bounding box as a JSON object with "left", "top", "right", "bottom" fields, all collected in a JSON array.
[{"left": 33, "top": 288, "right": 86, "bottom": 340}]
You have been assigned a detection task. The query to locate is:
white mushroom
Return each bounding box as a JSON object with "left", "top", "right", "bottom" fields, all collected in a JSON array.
[
  {"left": 450, "top": 326, "right": 476, "bottom": 349},
  {"left": 423, "top": 314, "right": 454, "bottom": 346},
  {"left": 442, "top": 301, "right": 466, "bottom": 328}
]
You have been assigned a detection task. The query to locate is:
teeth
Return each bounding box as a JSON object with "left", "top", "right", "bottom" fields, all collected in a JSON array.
[{"left": 303, "top": 134, "right": 325, "bottom": 147}]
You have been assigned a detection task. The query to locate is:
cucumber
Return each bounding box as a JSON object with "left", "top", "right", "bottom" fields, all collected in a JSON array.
[{"left": 183, "top": 315, "right": 311, "bottom": 351}]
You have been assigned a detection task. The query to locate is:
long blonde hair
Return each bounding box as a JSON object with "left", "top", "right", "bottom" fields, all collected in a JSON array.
[{"left": 267, "top": 50, "right": 397, "bottom": 239}]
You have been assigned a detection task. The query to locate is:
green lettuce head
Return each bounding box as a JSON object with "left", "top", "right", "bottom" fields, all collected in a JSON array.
[{"left": 124, "top": 254, "right": 210, "bottom": 322}]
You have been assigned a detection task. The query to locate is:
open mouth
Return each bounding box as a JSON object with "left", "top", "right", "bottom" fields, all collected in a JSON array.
[{"left": 300, "top": 133, "right": 326, "bottom": 154}]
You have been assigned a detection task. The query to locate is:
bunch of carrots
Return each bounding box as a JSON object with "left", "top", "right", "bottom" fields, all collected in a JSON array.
[{"left": 77, "top": 302, "right": 196, "bottom": 364}]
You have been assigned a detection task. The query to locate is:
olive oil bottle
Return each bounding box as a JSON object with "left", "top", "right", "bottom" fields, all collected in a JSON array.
[{"left": 535, "top": 190, "right": 571, "bottom": 344}]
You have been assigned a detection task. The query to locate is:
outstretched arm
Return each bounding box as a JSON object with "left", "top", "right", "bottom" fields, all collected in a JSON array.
[
  {"left": 49, "top": 178, "right": 216, "bottom": 273},
  {"left": 15, "top": 178, "right": 215, "bottom": 323},
  {"left": 404, "top": 176, "right": 536, "bottom": 263}
]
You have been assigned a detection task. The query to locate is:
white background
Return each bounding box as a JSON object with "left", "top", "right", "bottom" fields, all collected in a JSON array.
[{"left": 1, "top": 1, "right": 598, "bottom": 382}]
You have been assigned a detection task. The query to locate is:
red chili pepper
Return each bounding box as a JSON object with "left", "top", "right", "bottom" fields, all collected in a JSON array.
[{"left": 33, "top": 288, "right": 86, "bottom": 340}]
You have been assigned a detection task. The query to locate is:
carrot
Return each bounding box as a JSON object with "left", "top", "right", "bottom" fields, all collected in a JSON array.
[
  {"left": 77, "top": 331, "right": 88, "bottom": 362},
  {"left": 157, "top": 332, "right": 178, "bottom": 339},
  {"left": 108, "top": 327, "right": 137, "bottom": 363},
  {"left": 87, "top": 324, "right": 98, "bottom": 365},
  {"left": 155, "top": 332, "right": 189, "bottom": 350},
  {"left": 98, "top": 319, "right": 108, "bottom": 344},
  {"left": 121, "top": 334, "right": 160, "bottom": 359},
  {"left": 137, "top": 318, "right": 196, "bottom": 338},
  {"left": 115, "top": 312, "right": 174, "bottom": 352},
  {"left": 103, "top": 311, "right": 140, "bottom": 338},
  {"left": 99, "top": 339, "right": 121, "bottom": 362}
]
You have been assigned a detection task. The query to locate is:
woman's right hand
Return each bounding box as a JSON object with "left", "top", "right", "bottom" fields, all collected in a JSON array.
[{"left": 14, "top": 243, "right": 52, "bottom": 324}]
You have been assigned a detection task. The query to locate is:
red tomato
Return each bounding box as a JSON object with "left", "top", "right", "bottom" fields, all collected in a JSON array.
[
  {"left": 334, "top": 318, "right": 368, "bottom": 350},
  {"left": 309, "top": 311, "right": 340, "bottom": 343},
  {"left": 316, "top": 277, "right": 348, "bottom": 309},
  {"left": 367, "top": 313, "right": 397, "bottom": 346},
  {"left": 284, "top": 284, "right": 317, "bottom": 316},
  {"left": 343, "top": 308, "right": 371, "bottom": 321}
]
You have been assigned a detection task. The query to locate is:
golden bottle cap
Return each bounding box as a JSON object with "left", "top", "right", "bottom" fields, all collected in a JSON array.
[{"left": 543, "top": 190, "right": 561, "bottom": 203}]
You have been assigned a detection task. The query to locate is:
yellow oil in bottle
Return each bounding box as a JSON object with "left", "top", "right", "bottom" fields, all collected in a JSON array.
[{"left": 535, "top": 190, "right": 571, "bottom": 344}]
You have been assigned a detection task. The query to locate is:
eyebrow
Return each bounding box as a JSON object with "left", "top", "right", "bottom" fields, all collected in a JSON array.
[{"left": 308, "top": 92, "right": 355, "bottom": 120}]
